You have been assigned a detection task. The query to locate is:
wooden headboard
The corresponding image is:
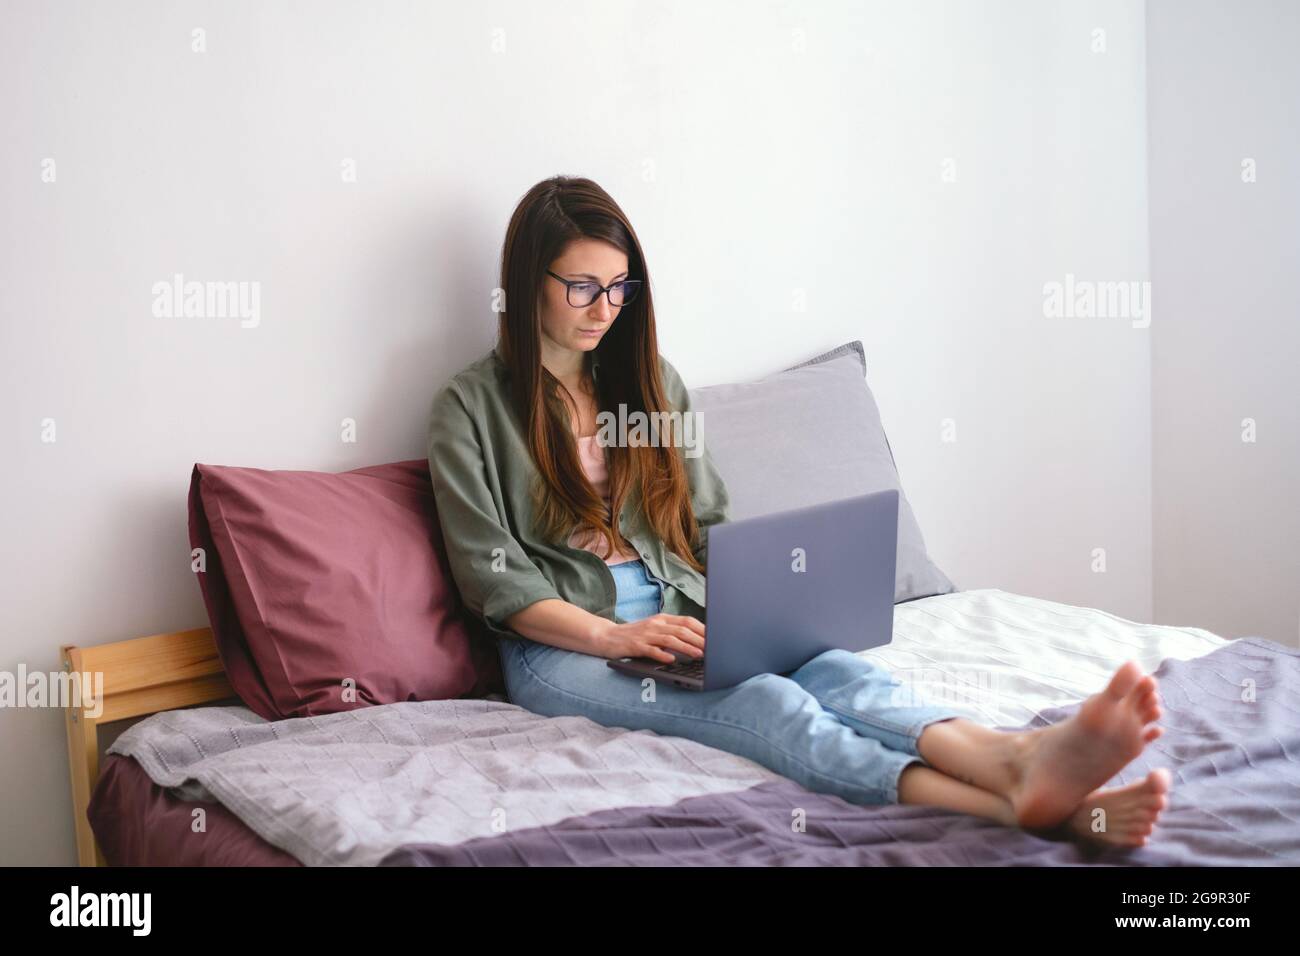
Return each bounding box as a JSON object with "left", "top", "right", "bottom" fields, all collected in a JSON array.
[{"left": 61, "top": 626, "right": 233, "bottom": 867}]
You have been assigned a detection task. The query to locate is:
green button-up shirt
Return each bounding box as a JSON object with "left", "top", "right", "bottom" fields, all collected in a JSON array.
[{"left": 426, "top": 345, "right": 731, "bottom": 641}]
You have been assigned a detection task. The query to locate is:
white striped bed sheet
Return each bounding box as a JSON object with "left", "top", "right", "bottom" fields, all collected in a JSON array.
[{"left": 860, "top": 588, "right": 1229, "bottom": 728}]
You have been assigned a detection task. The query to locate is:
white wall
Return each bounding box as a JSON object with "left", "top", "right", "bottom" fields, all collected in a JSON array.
[
  {"left": 1147, "top": 0, "right": 1300, "bottom": 644},
  {"left": 1, "top": 0, "right": 1152, "bottom": 864}
]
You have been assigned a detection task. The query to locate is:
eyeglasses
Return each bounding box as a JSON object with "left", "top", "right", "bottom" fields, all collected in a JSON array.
[{"left": 546, "top": 270, "right": 643, "bottom": 308}]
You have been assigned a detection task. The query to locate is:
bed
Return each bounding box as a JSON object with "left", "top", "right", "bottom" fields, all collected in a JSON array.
[
  {"left": 68, "top": 342, "right": 1300, "bottom": 866},
  {"left": 71, "top": 588, "right": 1300, "bottom": 867}
]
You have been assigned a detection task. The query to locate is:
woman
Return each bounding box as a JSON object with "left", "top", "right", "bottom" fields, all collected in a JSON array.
[{"left": 427, "top": 175, "right": 1171, "bottom": 847}]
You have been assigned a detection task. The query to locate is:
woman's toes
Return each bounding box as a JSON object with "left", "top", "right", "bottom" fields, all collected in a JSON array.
[
  {"left": 1143, "top": 726, "right": 1163, "bottom": 743},
  {"left": 1107, "top": 661, "right": 1144, "bottom": 698},
  {"left": 1132, "top": 675, "right": 1157, "bottom": 701}
]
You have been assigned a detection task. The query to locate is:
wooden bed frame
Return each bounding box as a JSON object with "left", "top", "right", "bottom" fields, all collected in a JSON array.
[{"left": 61, "top": 626, "right": 233, "bottom": 867}]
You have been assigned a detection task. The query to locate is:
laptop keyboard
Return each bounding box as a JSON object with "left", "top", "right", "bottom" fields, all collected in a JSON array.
[{"left": 658, "top": 657, "right": 705, "bottom": 679}]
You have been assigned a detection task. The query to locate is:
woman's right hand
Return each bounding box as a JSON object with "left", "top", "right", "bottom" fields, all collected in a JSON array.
[{"left": 597, "top": 614, "right": 706, "bottom": 663}]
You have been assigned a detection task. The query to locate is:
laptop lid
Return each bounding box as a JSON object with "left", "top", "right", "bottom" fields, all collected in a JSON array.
[{"left": 701, "top": 489, "right": 899, "bottom": 690}]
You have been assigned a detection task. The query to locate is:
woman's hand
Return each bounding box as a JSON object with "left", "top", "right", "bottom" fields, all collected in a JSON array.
[{"left": 596, "top": 614, "right": 706, "bottom": 663}]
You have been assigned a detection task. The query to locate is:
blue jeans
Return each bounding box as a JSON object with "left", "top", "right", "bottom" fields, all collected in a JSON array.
[{"left": 497, "top": 559, "right": 966, "bottom": 805}]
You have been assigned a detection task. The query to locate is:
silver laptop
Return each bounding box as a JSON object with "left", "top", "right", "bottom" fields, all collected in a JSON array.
[{"left": 607, "top": 489, "right": 899, "bottom": 690}]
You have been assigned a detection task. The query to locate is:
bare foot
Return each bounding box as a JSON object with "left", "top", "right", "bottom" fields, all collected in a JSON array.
[
  {"left": 1009, "top": 661, "right": 1164, "bottom": 828},
  {"left": 1066, "top": 769, "right": 1172, "bottom": 848}
]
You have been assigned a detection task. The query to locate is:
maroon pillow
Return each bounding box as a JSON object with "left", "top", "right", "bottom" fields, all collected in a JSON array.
[{"left": 188, "top": 459, "right": 502, "bottom": 721}]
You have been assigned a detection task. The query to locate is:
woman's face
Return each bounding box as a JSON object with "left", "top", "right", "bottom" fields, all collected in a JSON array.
[{"left": 539, "top": 238, "right": 630, "bottom": 363}]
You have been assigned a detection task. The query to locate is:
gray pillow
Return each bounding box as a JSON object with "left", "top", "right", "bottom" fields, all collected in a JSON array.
[{"left": 689, "top": 340, "right": 955, "bottom": 603}]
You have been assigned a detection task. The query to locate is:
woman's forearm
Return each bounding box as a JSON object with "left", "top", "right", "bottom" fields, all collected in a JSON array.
[{"left": 503, "top": 598, "right": 614, "bottom": 656}]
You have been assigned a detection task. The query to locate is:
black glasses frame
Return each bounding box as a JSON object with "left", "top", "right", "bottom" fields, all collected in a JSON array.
[{"left": 546, "top": 270, "right": 643, "bottom": 308}]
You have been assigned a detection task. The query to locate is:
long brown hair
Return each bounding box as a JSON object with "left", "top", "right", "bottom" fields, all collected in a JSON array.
[{"left": 496, "top": 175, "right": 703, "bottom": 572}]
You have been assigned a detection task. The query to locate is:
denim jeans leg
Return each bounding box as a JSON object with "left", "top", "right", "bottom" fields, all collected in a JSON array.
[
  {"left": 786, "top": 649, "right": 971, "bottom": 757},
  {"left": 497, "top": 636, "right": 925, "bottom": 806}
]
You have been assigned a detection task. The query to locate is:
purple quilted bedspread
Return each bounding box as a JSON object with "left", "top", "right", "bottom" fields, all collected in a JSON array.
[{"left": 381, "top": 638, "right": 1300, "bottom": 866}]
